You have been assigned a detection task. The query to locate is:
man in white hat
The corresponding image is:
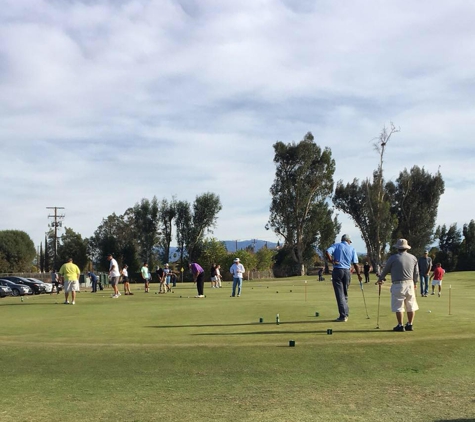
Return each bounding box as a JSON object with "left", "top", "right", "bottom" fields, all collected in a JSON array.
[
  {"left": 229, "top": 258, "right": 245, "bottom": 297},
  {"left": 377, "top": 239, "right": 420, "bottom": 332}
]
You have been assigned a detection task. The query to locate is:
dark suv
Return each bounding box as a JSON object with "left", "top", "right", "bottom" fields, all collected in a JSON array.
[{"left": 1, "top": 276, "right": 47, "bottom": 295}]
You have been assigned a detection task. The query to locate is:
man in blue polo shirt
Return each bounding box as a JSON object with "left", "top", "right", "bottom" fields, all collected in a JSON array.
[{"left": 325, "top": 234, "right": 362, "bottom": 322}]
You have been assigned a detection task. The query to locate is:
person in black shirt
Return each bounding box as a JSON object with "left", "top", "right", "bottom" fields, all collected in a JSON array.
[{"left": 363, "top": 262, "right": 371, "bottom": 283}]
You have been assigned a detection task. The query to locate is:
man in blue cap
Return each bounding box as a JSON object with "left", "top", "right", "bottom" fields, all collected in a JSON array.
[{"left": 326, "top": 234, "right": 362, "bottom": 322}]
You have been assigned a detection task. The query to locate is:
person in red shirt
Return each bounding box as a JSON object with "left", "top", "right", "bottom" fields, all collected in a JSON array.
[{"left": 430, "top": 263, "right": 445, "bottom": 297}]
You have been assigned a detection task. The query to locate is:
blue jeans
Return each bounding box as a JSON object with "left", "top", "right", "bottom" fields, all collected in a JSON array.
[
  {"left": 332, "top": 268, "right": 351, "bottom": 319},
  {"left": 232, "top": 277, "right": 242, "bottom": 296},
  {"left": 420, "top": 274, "right": 429, "bottom": 295}
]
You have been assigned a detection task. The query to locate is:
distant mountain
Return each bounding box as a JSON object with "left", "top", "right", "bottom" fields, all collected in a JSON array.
[
  {"left": 222, "top": 239, "right": 278, "bottom": 253},
  {"left": 166, "top": 239, "right": 278, "bottom": 261}
]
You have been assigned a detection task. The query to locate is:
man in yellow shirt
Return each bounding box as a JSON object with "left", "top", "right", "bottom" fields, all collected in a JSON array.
[{"left": 59, "top": 257, "right": 81, "bottom": 305}]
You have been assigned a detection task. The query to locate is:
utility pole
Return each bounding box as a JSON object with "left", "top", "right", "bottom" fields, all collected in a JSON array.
[{"left": 47, "top": 207, "right": 65, "bottom": 271}]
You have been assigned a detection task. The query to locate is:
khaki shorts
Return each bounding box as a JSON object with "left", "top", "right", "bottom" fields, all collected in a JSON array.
[
  {"left": 390, "top": 281, "right": 419, "bottom": 313},
  {"left": 109, "top": 276, "right": 120, "bottom": 286},
  {"left": 432, "top": 279, "right": 442, "bottom": 286},
  {"left": 64, "top": 280, "right": 80, "bottom": 293}
]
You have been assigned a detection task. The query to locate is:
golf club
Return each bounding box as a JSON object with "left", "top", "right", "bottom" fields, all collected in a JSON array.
[
  {"left": 359, "top": 280, "right": 370, "bottom": 319},
  {"left": 376, "top": 282, "right": 382, "bottom": 329}
]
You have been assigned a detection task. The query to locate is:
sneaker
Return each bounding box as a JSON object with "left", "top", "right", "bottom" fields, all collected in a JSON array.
[
  {"left": 438, "top": 292, "right": 441, "bottom": 297},
  {"left": 117, "top": 292, "right": 121, "bottom": 296},
  {"left": 111, "top": 294, "right": 119, "bottom": 299},
  {"left": 393, "top": 325, "right": 405, "bottom": 332},
  {"left": 405, "top": 323, "right": 414, "bottom": 331},
  {"left": 198, "top": 295, "right": 205, "bottom": 298},
  {"left": 129, "top": 292, "right": 134, "bottom": 295},
  {"left": 63, "top": 301, "right": 69, "bottom": 305},
  {"left": 431, "top": 292, "right": 435, "bottom": 295},
  {"left": 71, "top": 301, "right": 75, "bottom": 305},
  {"left": 335, "top": 317, "right": 348, "bottom": 322}
]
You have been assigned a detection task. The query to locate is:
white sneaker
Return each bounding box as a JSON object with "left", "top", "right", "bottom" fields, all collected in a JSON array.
[
  {"left": 63, "top": 301, "right": 69, "bottom": 304},
  {"left": 438, "top": 292, "right": 441, "bottom": 297},
  {"left": 112, "top": 294, "right": 119, "bottom": 299},
  {"left": 117, "top": 292, "right": 121, "bottom": 296},
  {"left": 71, "top": 301, "right": 75, "bottom": 305}
]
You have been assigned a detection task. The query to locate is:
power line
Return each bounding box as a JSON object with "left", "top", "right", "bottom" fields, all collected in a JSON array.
[{"left": 47, "top": 207, "right": 65, "bottom": 270}]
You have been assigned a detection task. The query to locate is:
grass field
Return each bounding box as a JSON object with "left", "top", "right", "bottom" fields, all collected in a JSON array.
[{"left": 1, "top": 272, "right": 475, "bottom": 422}]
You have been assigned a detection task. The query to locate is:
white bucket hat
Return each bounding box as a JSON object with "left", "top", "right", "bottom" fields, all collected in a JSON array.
[{"left": 393, "top": 239, "right": 411, "bottom": 250}]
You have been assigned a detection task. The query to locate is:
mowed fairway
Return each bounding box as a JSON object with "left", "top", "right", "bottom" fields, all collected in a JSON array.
[{"left": 1, "top": 273, "right": 475, "bottom": 422}]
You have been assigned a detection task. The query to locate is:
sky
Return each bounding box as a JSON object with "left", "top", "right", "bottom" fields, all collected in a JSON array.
[{"left": 1, "top": 0, "right": 474, "bottom": 254}]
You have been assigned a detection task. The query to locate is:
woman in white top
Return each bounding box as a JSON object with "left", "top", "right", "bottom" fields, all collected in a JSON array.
[{"left": 121, "top": 265, "right": 133, "bottom": 295}]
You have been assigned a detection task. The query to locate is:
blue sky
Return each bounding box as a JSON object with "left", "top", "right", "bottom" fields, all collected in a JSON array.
[{"left": 1, "top": 0, "right": 474, "bottom": 254}]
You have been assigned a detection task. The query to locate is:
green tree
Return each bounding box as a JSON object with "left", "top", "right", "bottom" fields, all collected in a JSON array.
[
  {"left": 88, "top": 213, "right": 138, "bottom": 272},
  {"left": 390, "top": 166, "right": 445, "bottom": 256},
  {"left": 0, "top": 230, "right": 36, "bottom": 273},
  {"left": 57, "top": 228, "right": 88, "bottom": 271},
  {"left": 198, "top": 238, "right": 228, "bottom": 278},
  {"left": 175, "top": 200, "right": 192, "bottom": 268},
  {"left": 267, "top": 132, "right": 337, "bottom": 276},
  {"left": 39, "top": 242, "right": 45, "bottom": 273},
  {"left": 44, "top": 234, "right": 50, "bottom": 271},
  {"left": 189, "top": 193, "right": 222, "bottom": 261},
  {"left": 459, "top": 220, "right": 475, "bottom": 270},
  {"left": 434, "top": 223, "right": 462, "bottom": 271},
  {"left": 333, "top": 124, "right": 399, "bottom": 271},
  {"left": 129, "top": 197, "right": 160, "bottom": 264},
  {"left": 158, "top": 197, "right": 177, "bottom": 264},
  {"left": 175, "top": 193, "right": 223, "bottom": 263},
  {"left": 255, "top": 246, "right": 276, "bottom": 272}
]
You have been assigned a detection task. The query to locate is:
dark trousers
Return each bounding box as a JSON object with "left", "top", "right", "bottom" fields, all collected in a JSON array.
[
  {"left": 91, "top": 279, "right": 97, "bottom": 292},
  {"left": 196, "top": 272, "right": 205, "bottom": 296},
  {"left": 332, "top": 268, "right": 351, "bottom": 318},
  {"left": 364, "top": 272, "right": 370, "bottom": 283}
]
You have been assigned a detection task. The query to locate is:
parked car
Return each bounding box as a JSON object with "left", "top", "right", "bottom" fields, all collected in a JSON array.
[
  {"left": 0, "top": 284, "right": 13, "bottom": 298},
  {"left": 0, "top": 279, "right": 33, "bottom": 296},
  {"left": 27, "top": 278, "right": 53, "bottom": 293},
  {"left": 1, "top": 276, "right": 47, "bottom": 295}
]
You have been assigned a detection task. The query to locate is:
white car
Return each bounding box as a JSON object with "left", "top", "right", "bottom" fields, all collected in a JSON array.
[{"left": 27, "top": 278, "right": 53, "bottom": 293}]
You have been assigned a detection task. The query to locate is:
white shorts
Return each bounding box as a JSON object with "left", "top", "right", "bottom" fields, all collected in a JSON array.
[
  {"left": 64, "top": 280, "right": 80, "bottom": 293},
  {"left": 432, "top": 279, "right": 442, "bottom": 286},
  {"left": 390, "top": 281, "right": 419, "bottom": 313}
]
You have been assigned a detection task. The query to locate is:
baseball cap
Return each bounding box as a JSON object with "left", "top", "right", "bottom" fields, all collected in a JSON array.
[{"left": 341, "top": 234, "right": 351, "bottom": 243}]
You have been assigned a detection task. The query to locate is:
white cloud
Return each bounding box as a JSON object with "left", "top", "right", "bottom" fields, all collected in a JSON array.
[{"left": 0, "top": 0, "right": 474, "bottom": 255}]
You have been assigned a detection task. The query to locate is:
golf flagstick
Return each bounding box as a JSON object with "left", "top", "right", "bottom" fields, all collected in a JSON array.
[
  {"left": 449, "top": 284, "right": 452, "bottom": 315},
  {"left": 376, "top": 283, "right": 382, "bottom": 329}
]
